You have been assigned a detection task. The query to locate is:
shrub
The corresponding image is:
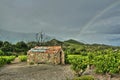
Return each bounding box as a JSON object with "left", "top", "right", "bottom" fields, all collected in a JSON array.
[
  {"left": 3, "top": 56, "right": 16, "bottom": 64},
  {"left": 70, "top": 56, "right": 88, "bottom": 76},
  {"left": 0, "top": 56, "right": 16, "bottom": 66},
  {"left": 0, "top": 50, "right": 4, "bottom": 56},
  {"left": 0, "top": 57, "right": 6, "bottom": 66},
  {"left": 18, "top": 55, "right": 27, "bottom": 62},
  {"left": 94, "top": 54, "right": 120, "bottom": 74}
]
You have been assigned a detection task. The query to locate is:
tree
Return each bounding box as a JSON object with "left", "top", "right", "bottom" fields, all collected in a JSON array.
[
  {"left": 1, "top": 41, "right": 13, "bottom": 52},
  {"left": 0, "top": 50, "right": 4, "bottom": 56},
  {"left": 36, "top": 32, "right": 45, "bottom": 46},
  {"left": 0, "top": 41, "right": 3, "bottom": 48},
  {"left": 27, "top": 41, "right": 37, "bottom": 49},
  {"left": 15, "top": 41, "right": 28, "bottom": 52},
  {"left": 16, "top": 41, "right": 28, "bottom": 49}
]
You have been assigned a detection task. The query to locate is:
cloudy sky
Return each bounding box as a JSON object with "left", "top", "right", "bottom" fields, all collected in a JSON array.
[{"left": 0, "top": 0, "right": 120, "bottom": 46}]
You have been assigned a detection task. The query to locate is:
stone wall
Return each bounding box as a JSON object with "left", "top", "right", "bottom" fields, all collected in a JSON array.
[{"left": 27, "top": 50, "right": 65, "bottom": 65}]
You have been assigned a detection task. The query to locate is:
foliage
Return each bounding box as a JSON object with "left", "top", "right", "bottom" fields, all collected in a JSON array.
[
  {"left": 0, "top": 41, "right": 30, "bottom": 56},
  {"left": 27, "top": 41, "right": 37, "bottom": 49},
  {"left": 65, "top": 43, "right": 120, "bottom": 77},
  {"left": 0, "top": 56, "right": 16, "bottom": 66},
  {"left": 0, "top": 50, "right": 4, "bottom": 56},
  {"left": 0, "top": 41, "right": 3, "bottom": 47},
  {"left": 46, "top": 39, "right": 63, "bottom": 46},
  {"left": 64, "top": 39, "right": 84, "bottom": 45},
  {"left": 1, "top": 41, "right": 13, "bottom": 52},
  {"left": 0, "top": 57, "right": 6, "bottom": 66},
  {"left": 88, "top": 52, "right": 95, "bottom": 67},
  {"left": 94, "top": 53, "right": 120, "bottom": 74},
  {"left": 69, "top": 55, "right": 88, "bottom": 76},
  {"left": 18, "top": 55, "right": 27, "bottom": 62},
  {"left": 15, "top": 41, "right": 28, "bottom": 52}
]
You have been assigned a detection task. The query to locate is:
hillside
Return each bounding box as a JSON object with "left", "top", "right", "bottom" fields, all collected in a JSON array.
[{"left": 64, "top": 39, "right": 84, "bottom": 45}]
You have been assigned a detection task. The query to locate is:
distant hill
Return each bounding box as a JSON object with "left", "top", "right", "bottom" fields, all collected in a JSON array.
[
  {"left": 64, "top": 39, "right": 84, "bottom": 45},
  {"left": 0, "top": 29, "right": 52, "bottom": 43},
  {"left": 46, "top": 39, "right": 63, "bottom": 46}
]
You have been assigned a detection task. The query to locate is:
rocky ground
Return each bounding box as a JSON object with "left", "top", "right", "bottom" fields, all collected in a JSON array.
[{"left": 0, "top": 62, "right": 74, "bottom": 80}]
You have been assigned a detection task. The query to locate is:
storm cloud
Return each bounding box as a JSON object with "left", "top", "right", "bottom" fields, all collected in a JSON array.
[{"left": 0, "top": 0, "right": 120, "bottom": 46}]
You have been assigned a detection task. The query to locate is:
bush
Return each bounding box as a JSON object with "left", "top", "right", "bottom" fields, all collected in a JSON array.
[
  {"left": 73, "top": 75, "right": 94, "bottom": 80},
  {"left": 0, "top": 50, "right": 4, "bottom": 56},
  {"left": 18, "top": 55, "right": 27, "bottom": 62},
  {"left": 94, "top": 54, "right": 120, "bottom": 74},
  {"left": 70, "top": 56, "right": 88, "bottom": 76},
  {"left": 0, "top": 56, "right": 16, "bottom": 66},
  {"left": 0, "top": 57, "right": 6, "bottom": 66},
  {"left": 3, "top": 56, "right": 16, "bottom": 64},
  {"left": 67, "top": 55, "right": 82, "bottom": 64}
]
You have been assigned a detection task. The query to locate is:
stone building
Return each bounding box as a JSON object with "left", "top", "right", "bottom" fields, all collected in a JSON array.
[{"left": 27, "top": 46, "right": 65, "bottom": 64}]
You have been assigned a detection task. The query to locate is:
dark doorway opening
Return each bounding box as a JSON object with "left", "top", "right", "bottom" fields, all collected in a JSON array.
[{"left": 60, "top": 51, "right": 62, "bottom": 64}]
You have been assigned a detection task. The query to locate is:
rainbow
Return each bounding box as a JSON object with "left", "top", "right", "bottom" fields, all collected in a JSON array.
[{"left": 76, "top": 0, "right": 120, "bottom": 37}]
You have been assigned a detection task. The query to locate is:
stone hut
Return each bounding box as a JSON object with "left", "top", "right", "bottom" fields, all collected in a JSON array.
[{"left": 27, "top": 46, "right": 65, "bottom": 64}]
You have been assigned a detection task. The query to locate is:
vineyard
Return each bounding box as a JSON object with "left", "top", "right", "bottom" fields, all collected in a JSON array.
[
  {"left": 67, "top": 51, "right": 120, "bottom": 73},
  {"left": 0, "top": 56, "right": 16, "bottom": 66},
  {"left": 63, "top": 40, "right": 120, "bottom": 79},
  {"left": 0, "top": 55, "right": 27, "bottom": 67},
  {"left": 18, "top": 55, "right": 27, "bottom": 62},
  {"left": 66, "top": 49, "right": 120, "bottom": 79}
]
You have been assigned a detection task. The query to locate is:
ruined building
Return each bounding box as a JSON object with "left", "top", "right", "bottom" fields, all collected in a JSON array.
[{"left": 27, "top": 46, "right": 65, "bottom": 64}]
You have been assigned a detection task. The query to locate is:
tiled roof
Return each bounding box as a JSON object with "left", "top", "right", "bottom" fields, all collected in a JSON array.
[{"left": 29, "top": 46, "right": 62, "bottom": 54}]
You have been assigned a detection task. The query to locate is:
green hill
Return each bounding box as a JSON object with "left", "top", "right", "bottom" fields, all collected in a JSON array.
[{"left": 64, "top": 39, "right": 84, "bottom": 45}]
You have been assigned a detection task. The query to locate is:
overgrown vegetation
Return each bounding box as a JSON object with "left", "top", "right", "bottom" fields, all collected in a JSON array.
[
  {"left": 18, "top": 55, "right": 27, "bottom": 62},
  {"left": 0, "top": 56, "right": 16, "bottom": 66}
]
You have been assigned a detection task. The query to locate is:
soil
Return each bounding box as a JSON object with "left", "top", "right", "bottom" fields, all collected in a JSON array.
[{"left": 0, "top": 62, "right": 74, "bottom": 80}]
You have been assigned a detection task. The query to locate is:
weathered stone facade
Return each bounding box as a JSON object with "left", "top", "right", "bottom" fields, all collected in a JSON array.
[{"left": 27, "top": 46, "right": 65, "bottom": 65}]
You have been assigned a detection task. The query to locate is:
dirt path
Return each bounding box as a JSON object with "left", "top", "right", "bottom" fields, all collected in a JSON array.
[
  {"left": 11, "top": 57, "right": 21, "bottom": 63},
  {"left": 0, "top": 62, "right": 74, "bottom": 80}
]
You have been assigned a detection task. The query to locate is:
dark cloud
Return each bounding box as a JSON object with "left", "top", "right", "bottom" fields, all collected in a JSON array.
[
  {"left": 0, "top": 0, "right": 120, "bottom": 45},
  {"left": 84, "top": 16, "right": 120, "bottom": 34},
  {"left": 109, "top": 37, "right": 120, "bottom": 42}
]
